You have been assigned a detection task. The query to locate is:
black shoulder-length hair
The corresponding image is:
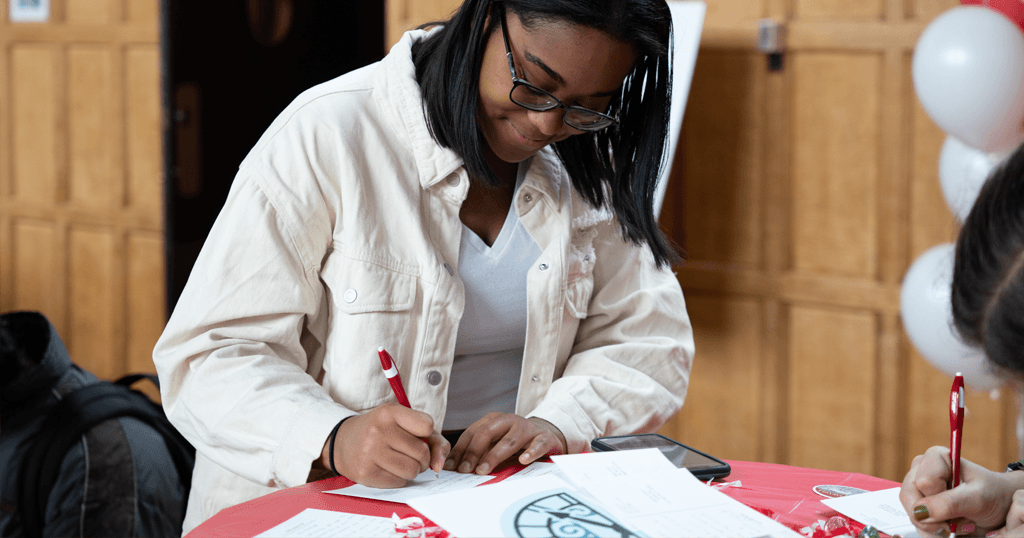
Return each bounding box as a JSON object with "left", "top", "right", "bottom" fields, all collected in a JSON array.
[
  {"left": 951, "top": 141, "right": 1024, "bottom": 376},
  {"left": 411, "top": 0, "right": 679, "bottom": 267}
]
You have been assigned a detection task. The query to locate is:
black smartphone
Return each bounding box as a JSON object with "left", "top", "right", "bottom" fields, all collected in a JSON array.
[{"left": 590, "top": 433, "right": 731, "bottom": 480}]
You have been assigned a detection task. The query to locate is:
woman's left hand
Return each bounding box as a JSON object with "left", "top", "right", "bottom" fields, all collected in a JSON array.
[{"left": 444, "top": 413, "right": 567, "bottom": 475}]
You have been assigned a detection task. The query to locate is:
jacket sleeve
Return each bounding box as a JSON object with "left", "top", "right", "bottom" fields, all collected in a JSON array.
[
  {"left": 153, "top": 167, "right": 353, "bottom": 490},
  {"left": 527, "top": 220, "right": 694, "bottom": 454}
]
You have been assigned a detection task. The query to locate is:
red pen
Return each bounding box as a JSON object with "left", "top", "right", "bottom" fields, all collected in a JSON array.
[
  {"left": 949, "top": 372, "right": 965, "bottom": 535},
  {"left": 378, "top": 346, "right": 410, "bottom": 407},
  {"left": 378, "top": 346, "right": 440, "bottom": 477}
]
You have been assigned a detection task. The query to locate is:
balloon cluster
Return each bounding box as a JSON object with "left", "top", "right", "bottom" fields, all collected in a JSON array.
[{"left": 901, "top": 1, "right": 1024, "bottom": 391}]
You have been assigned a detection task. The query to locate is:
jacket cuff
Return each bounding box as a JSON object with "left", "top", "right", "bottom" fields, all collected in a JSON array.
[
  {"left": 274, "top": 399, "right": 356, "bottom": 487},
  {"left": 526, "top": 396, "right": 599, "bottom": 455}
]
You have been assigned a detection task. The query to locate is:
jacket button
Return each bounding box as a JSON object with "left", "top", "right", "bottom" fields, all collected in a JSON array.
[
  {"left": 531, "top": 375, "right": 539, "bottom": 382},
  {"left": 427, "top": 371, "right": 442, "bottom": 385},
  {"left": 446, "top": 173, "right": 460, "bottom": 186},
  {"left": 538, "top": 263, "right": 548, "bottom": 271},
  {"left": 343, "top": 289, "right": 357, "bottom": 303},
  {"left": 443, "top": 263, "right": 454, "bottom": 276},
  {"left": 523, "top": 193, "right": 532, "bottom": 203}
]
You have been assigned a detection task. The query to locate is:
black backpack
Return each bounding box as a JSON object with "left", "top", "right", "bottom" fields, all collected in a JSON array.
[{"left": 17, "top": 374, "right": 195, "bottom": 538}]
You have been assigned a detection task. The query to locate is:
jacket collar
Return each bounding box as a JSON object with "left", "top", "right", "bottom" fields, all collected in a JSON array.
[{"left": 375, "top": 29, "right": 464, "bottom": 190}]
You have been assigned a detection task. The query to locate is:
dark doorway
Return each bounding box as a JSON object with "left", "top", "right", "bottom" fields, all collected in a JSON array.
[{"left": 161, "top": 0, "right": 385, "bottom": 316}]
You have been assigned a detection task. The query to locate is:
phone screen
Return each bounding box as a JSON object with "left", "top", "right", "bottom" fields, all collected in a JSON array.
[{"left": 596, "top": 435, "right": 723, "bottom": 470}]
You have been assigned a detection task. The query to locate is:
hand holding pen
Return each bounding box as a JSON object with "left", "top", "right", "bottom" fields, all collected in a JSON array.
[{"left": 318, "top": 347, "right": 447, "bottom": 487}]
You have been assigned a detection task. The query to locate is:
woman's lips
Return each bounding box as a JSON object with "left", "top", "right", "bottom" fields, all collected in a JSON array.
[{"left": 508, "top": 119, "right": 546, "bottom": 147}]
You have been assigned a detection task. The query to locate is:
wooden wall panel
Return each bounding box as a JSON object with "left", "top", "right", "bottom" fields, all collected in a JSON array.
[
  {"left": 12, "top": 220, "right": 61, "bottom": 322},
  {"left": 794, "top": 0, "right": 884, "bottom": 21},
  {"left": 788, "top": 306, "right": 877, "bottom": 473},
  {"left": 682, "top": 51, "right": 764, "bottom": 269},
  {"left": 126, "top": 46, "right": 161, "bottom": 210},
  {"left": 11, "top": 46, "right": 57, "bottom": 204},
  {"left": 68, "top": 46, "right": 119, "bottom": 208},
  {"left": 791, "top": 53, "right": 880, "bottom": 279},
  {"left": 703, "top": 0, "right": 765, "bottom": 28},
  {"left": 68, "top": 226, "right": 118, "bottom": 379},
  {"left": 1, "top": 0, "right": 163, "bottom": 382},
  {"left": 66, "top": 0, "right": 114, "bottom": 24},
  {"left": 664, "top": 293, "right": 765, "bottom": 462},
  {"left": 907, "top": 0, "right": 960, "bottom": 21}
]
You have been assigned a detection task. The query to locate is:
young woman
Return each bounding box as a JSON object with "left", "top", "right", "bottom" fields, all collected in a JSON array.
[
  {"left": 899, "top": 142, "right": 1024, "bottom": 538},
  {"left": 154, "top": 0, "right": 694, "bottom": 530}
]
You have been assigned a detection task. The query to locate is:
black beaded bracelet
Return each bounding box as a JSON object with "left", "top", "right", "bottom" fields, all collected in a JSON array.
[{"left": 328, "top": 417, "right": 350, "bottom": 476}]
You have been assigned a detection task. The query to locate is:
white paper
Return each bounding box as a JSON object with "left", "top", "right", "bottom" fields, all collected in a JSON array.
[
  {"left": 9, "top": 0, "right": 49, "bottom": 22},
  {"left": 410, "top": 474, "right": 637, "bottom": 538},
  {"left": 325, "top": 469, "right": 493, "bottom": 503},
  {"left": 498, "top": 461, "right": 566, "bottom": 483},
  {"left": 554, "top": 451, "right": 800, "bottom": 538},
  {"left": 822, "top": 487, "right": 922, "bottom": 538},
  {"left": 254, "top": 508, "right": 395, "bottom": 538},
  {"left": 551, "top": 447, "right": 679, "bottom": 482},
  {"left": 411, "top": 449, "right": 800, "bottom": 538}
]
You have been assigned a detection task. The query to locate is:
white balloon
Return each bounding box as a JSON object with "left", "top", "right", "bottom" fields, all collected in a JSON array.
[
  {"left": 938, "top": 136, "right": 1010, "bottom": 221},
  {"left": 900, "top": 243, "right": 1005, "bottom": 391},
  {"left": 912, "top": 6, "right": 1024, "bottom": 153}
]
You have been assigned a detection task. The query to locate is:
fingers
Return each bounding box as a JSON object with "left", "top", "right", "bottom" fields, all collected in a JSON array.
[
  {"left": 330, "top": 404, "right": 437, "bottom": 487},
  {"left": 445, "top": 413, "right": 565, "bottom": 476},
  {"left": 1002, "top": 490, "right": 1024, "bottom": 535},
  {"left": 426, "top": 431, "right": 450, "bottom": 474}
]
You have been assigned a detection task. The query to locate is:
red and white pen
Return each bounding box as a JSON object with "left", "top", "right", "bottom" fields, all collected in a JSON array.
[
  {"left": 949, "top": 372, "right": 965, "bottom": 535},
  {"left": 378, "top": 346, "right": 411, "bottom": 407},
  {"left": 379, "top": 346, "right": 439, "bottom": 477}
]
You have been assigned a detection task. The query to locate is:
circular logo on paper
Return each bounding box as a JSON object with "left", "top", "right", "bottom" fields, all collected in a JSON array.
[
  {"left": 813, "top": 485, "right": 868, "bottom": 498},
  {"left": 501, "top": 489, "right": 643, "bottom": 538}
]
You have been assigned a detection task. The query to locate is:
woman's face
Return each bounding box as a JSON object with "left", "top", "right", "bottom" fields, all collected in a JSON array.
[{"left": 477, "top": 10, "right": 638, "bottom": 165}]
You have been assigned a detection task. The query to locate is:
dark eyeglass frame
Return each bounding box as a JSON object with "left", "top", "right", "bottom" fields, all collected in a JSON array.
[{"left": 498, "top": 8, "right": 619, "bottom": 131}]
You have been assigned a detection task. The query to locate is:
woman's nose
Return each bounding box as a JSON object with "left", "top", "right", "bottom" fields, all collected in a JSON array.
[{"left": 528, "top": 108, "right": 570, "bottom": 138}]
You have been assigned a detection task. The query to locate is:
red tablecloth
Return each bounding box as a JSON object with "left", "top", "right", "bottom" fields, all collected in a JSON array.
[{"left": 187, "top": 460, "right": 900, "bottom": 537}]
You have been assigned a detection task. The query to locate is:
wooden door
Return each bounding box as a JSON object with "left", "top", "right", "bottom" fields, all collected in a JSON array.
[{"left": 0, "top": 0, "right": 164, "bottom": 386}]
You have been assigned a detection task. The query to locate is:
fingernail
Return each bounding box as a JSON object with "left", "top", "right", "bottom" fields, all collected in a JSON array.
[
  {"left": 443, "top": 459, "right": 455, "bottom": 471},
  {"left": 458, "top": 461, "right": 472, "bottom": 473},
  {"left": 936, "top": 529, "right": 950, "bottom": 538},
  {"left": 520, "top": 452, "right": 531, "bottom": 462},
  {"left": 913, "top": 505, "right": 930, "bottom": 521},
  {"left": 960, "top": 523, "right": 975, "bottom": 535},
  {"left": 987, "top": 531, "right": 999, "bottom": 537},
  {"left": 476, "top": 462, "right": 490, "bottom": 474}
]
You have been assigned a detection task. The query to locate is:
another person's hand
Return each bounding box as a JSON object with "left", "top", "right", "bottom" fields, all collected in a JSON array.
[
  {"left": 323, "top": 403, "right": 449, "bottom": 488},
  {"left": 900, "top": 445, "right": 1022, "bottom": 536},
  {"left": 444, "top": 413, "right": 567, "bottom": 475}
]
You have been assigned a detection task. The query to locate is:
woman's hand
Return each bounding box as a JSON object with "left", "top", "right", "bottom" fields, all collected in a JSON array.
[
  {"left": 989, "top": 490, "right": 1024, "bottom": 537},
  {"left": 444, "top": 413, "right": 567, "bottom": 475},
  {"left": 322, "top": 403, "right": 449, "bottom": 488},
  {"left": 900, "top": 445, "right": 1022, "bottom": 536}
]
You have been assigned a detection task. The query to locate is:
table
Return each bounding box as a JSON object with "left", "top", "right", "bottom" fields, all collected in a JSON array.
[{"left": 186, "top": 460, "right": 900, "bottom": 537}]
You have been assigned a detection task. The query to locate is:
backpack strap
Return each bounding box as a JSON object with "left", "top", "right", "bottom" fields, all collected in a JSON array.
[{"left": 18, "top": 379, "right": 194, "bottom": 538}]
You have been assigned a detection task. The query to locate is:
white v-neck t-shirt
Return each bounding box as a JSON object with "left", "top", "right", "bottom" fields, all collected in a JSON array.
[{"left": 443, "top": 164, "right": 542, "bottom": 430}]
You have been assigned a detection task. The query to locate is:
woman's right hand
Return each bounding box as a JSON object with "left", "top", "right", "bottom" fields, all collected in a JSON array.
[
  {"left": 900, "top": 445, "right": 1022, "bottom": 536},
  {"left": 322, "top": 403, "right": 449, "bottom": 488}
]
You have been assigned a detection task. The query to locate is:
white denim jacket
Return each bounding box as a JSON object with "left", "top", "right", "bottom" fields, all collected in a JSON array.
[{"left": 154, "top": 30, "right": 694, "bottom": 531}]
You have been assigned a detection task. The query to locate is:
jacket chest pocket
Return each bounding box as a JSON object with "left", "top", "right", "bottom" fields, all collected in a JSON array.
[{"left": 320, "top": 254, "right": 422, "bottom": 410}]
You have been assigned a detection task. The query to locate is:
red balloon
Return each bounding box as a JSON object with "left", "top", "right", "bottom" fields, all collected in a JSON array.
[{"left": 961, "top": 0, "right": 1024, "bottom": 33}]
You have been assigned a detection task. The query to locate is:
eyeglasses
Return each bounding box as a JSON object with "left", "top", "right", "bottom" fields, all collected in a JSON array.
[{"left": 498, "top": 8, "right": 619, "bottom": 131}]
